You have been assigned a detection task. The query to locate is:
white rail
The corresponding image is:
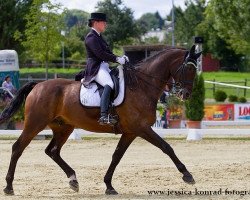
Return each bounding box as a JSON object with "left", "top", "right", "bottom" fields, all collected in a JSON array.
[
  {"left": 205, "top": 80, "right": 250, "bottom": 89},
  {"left": 0, "top": 128, "right": 250, "bottom": 141}
]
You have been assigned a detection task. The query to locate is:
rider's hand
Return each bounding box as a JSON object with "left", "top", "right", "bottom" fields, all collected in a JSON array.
[
  {"left": 116, "top": 56, "right": 126, "bottom": 65},
  {"left": 122, "top": 55, "right": 129, "bottom": 62}
]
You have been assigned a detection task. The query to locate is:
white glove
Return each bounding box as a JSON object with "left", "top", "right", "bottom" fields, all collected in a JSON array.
[
  {"left": 122, "top": 55, "right": 129, "bottom": 62},
  {"left": 116, "top": 56, "right": 126, "bottom": 65}
]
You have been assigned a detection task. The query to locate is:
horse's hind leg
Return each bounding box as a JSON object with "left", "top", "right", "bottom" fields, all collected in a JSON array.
[
  {"left": 4, "top": 124, "right": 47, "bottom": 195},
  {"left": 139, "top": 127, "right": 195, "bottom": 184},
  {"left": 45, "top": 124, "right": 79, "bottom": 192}
]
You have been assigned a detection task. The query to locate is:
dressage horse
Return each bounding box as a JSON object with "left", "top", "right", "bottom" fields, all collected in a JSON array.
[{"left": 1, "top": 45, "right": 201, "bottom": 195}]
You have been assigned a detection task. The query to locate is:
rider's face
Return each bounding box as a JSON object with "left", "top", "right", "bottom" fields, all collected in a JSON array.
[{"left": 94, "top": 21, "right": 107, "bottom": 33}]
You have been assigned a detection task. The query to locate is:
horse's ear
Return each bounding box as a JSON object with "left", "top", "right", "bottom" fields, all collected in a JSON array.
[{"left": 195, "top": 51, "right": 202, "bottom": 59}]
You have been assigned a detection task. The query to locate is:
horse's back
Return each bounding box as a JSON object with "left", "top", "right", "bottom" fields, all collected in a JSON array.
[{"left": 25, "top": 78, "right": 81, "bottom": 114}]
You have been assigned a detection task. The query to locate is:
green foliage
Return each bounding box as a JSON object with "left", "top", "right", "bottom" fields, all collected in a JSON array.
[
  {"left": 137, "top": 12, "right": 164, "bottom": 34},
  {"left": 196, "top": 11, "right": 243, "bottom": 71},
  {"left": 238, "top": 97, "right": 247, "bottom": 103},
  {"left": 214, "top": 90, "right": 227, "bottom": 102},
  {"left": 168, "top": 0, "right": 206, "bottom": 47},
  {"left": 157, "top": 103, "right": 165, "bottom": 116},
  {"left": 166, "top": 95, "right": 184, "bottom": 120},
  {"left": 228, "top": 95, "right": 238, "bottom": 102},
  {"left": 70, "top": 52, "right": 82, "bottom": 60},
  {"left": 185, "top": 73, "right": 205, "bottom": 121},
  {"left": 0, "top": 0, "right": 33, "bottom": 54},
  {"left": 63, "top": 9, "right": 88, "bottom": 31},
  {"left": 13, "top": 106, "right": 25, "bottom": 122},
  {"left": 206, "top": 0, "right": 250, "bottom": 56},
  {"left": 96, "top": 0, "right": 140, "bottom": 48},
  {"left": 15, "top": 0, "right": 64, "bottom": 79}
]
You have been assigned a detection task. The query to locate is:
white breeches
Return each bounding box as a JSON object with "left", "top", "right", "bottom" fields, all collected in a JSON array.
[{"left": 94, "top": 62, "right": 114, "bottom": 89}]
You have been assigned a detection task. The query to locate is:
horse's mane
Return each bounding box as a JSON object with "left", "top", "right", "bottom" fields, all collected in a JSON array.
[{"left": 135, "top": 46, "right": 187, "bottom": 69}]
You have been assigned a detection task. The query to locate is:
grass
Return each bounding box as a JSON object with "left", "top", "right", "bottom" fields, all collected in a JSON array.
[
  {"left": 203, "top": 72, "right": 250, "bottom": 99},
  {"left": 20, "top": 67, "right": 80, "bottom": 74}
]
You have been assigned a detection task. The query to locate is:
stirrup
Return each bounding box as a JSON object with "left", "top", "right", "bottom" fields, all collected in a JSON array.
[{"left": 98, "top": 114, "right": 118, "bottom": 125}]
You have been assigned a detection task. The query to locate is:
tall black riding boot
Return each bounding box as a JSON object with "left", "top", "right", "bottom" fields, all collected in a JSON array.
[{"left": 98, "top": 85, "right": 117, "bottom": 125}]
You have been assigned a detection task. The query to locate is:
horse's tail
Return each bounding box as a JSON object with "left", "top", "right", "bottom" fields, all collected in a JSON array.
[{"left": 0, "top": 81, "right": 37, "bottom": 124}]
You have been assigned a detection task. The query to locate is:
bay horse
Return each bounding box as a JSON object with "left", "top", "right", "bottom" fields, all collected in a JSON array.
[{"left": 2, "top": 45, "right": 201, "bottom": 195}]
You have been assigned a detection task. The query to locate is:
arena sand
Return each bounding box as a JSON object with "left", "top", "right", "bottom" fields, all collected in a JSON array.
[{"left": 0, "top": 137, "right": 249, "bottom": 200}]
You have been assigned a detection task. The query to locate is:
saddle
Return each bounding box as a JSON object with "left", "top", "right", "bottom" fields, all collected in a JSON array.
[{"left": 76, "top": 66, "right": 125, "bottom": 107}]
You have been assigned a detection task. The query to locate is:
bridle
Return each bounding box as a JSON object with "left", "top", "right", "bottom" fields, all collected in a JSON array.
[
  {"left": 170, "top": 55, "right": 198, "bottom": 96},
  {"left": 123, "top": 52, "right": 198, "bottom": 97}
]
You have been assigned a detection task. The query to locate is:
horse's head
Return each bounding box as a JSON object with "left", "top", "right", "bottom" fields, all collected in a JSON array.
[{"left": 171, "top": 45, "right": 202, "bottom": 100}]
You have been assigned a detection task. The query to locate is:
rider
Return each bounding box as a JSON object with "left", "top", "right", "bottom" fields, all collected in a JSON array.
[{"left": 84, "top": 12, "right": 128, "bottom": 125}]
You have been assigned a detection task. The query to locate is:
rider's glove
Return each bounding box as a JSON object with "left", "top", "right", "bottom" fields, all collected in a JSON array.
[
  {"left": 116, "top": 56, "right": 126, "bottom": 65},
  {"left": 122, "top": 55, "right": 129, "bottom": 62}
]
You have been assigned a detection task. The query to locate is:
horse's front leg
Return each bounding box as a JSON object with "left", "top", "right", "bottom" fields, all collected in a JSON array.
[
  {"left": 104, "top": 133, "right": 136, "bottom": 195},
  {"left": 139, "top": 127, "right": 195, "bottom": 184}
]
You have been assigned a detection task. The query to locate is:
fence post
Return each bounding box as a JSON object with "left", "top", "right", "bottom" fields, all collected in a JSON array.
[
  {"left": 213, "top": 79, "right": 216, "bottom": 96},
  {"left": 244, "top": 79, "right": 247, "bottom": 97}
]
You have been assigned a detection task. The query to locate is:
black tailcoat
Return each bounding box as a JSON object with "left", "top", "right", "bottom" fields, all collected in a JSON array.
[{"left": 83, "top": 29, "right": 117, "bottom": 84}]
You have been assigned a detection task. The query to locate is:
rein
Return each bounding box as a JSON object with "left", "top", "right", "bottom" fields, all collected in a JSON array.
[{"left": 124, "top": 55, "right": 197, "bottom": 94}]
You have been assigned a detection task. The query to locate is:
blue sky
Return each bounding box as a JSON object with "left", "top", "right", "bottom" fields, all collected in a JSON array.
[{"left": 52, "top": 0, "right": 186, "bottom": 19}]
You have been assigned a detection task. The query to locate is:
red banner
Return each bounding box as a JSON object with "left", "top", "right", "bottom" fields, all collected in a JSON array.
[{"left": 204, "top": 104, "right": 234, "bottom": 121}]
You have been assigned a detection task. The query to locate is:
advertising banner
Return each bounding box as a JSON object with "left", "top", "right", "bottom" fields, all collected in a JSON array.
[
  {"left": 204, "top": 104, "right": 234, "bottom": 121},
  {"left": 234, "top": 104, "right": 250, "bottom": 120}
]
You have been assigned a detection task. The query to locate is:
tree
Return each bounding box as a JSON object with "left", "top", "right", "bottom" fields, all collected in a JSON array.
[
  {"left": 185, "top": 73, "right": 205, "bottom": 121},
  {"left": 61, "top": 9, "right": 89, "bottom": 60},
  {"left": 206, "top": 0, "right": 250, "bottom": 55},
  {"left": 96, "top": 0, "right": 139, "bottom": 48},
  {"left": 15, "top": 0, "right": 64, "bottom": 79},
  {"left": 137, "top": 12, "right": 162, "bottom": 34},
  {"left": 0, "top": 0, "right": 33, "bottom": 54},
  {"left": 196, "top": 10, "right": 243, "bottom": 71},
  {"left": 171, "top": 0, "right": 206, "bottom": 47}
]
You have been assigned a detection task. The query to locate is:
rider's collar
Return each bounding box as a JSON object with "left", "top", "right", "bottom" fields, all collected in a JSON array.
[{"left": 92, "top": 28, "right": 100, "bottom": 36}]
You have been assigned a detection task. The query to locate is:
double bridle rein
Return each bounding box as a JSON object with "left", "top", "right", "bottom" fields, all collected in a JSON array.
[{"left": 124, "top": 53, "right": 198, "bottom": 96}]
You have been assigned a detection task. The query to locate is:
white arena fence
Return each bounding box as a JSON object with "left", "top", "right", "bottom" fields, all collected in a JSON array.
[
  {"left": 205, "top": 80, "right": 250, "bottom": 97},
  {"left": 0, "top": 125, "right": 250, "bottom": 141},
  {"left": 205, "top": 80, "right": 250, "bottom": 90}
]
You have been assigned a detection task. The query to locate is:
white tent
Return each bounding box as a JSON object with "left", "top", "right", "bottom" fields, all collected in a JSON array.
[{"left": 0, "top": 50, "right": 19, "bottom": 72}]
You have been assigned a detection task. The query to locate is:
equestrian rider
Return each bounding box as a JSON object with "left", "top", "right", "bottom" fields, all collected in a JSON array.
[{"left": 83, "top": 12, "right": 128, "bottom": 125}]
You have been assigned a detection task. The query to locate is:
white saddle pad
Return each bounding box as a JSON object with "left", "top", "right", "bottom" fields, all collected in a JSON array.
[{"left": 80, "top": 65, "right": 125, "bottom": 107}]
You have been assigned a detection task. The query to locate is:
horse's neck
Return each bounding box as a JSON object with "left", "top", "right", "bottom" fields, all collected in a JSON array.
[
  {"left": 138, "top": 51, "right": 171, "bottom": 90},
  {"left": 136, "top": 50, "right": 183, "bottom": 101}
]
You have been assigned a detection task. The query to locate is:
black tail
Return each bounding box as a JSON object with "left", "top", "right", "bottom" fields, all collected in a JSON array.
[{"left": 0, "top": 81, "right": 37, "bottom": 124}]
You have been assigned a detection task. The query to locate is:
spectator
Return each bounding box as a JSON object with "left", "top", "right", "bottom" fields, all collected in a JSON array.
[
  {"left": 2, "top": 75, "right": 16, "bottom": 95},
  {"left": 160, "top": 84, "right": 170, "bottom": 103}
]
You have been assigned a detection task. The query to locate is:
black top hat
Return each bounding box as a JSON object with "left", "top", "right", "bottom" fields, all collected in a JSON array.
[{"left": 88, "top": 12, "right": 107, "bottom": 27}]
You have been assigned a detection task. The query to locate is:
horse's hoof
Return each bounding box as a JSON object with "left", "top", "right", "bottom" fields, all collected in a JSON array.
[
  {"left": 69, "top": 180, "right": 79, "bottom": 192},
  {"left": 182, "top": 172, "right": 195, "bottom": 185},
  {"left": 3, "top": 187, "right": 14, "bottom": 195},
  {"left": 105, "top": 188, "right": 118, "bottom": 195}
]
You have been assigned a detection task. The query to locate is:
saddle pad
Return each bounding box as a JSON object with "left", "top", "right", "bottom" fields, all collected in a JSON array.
[{"left": 80, "top": 65, "right": 125, "bottom": 107}]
